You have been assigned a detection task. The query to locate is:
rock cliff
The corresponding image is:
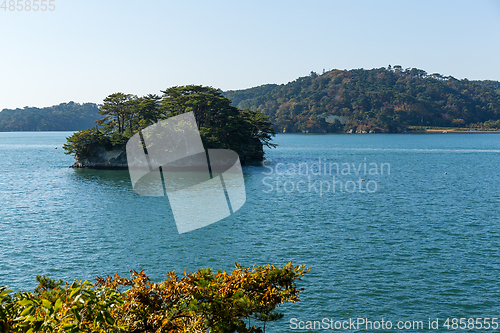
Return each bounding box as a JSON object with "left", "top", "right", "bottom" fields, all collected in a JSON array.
[
  {"left": 70, "top": 145, "right": 259, "bottom": 169},
  {"left": 70, "top": 146, "right": 128, "bottom": 169}
]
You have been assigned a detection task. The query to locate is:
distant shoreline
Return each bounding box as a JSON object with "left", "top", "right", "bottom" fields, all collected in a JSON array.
[
  {"left": 275, "top": 130, "right": 500, "bottom": 135},
  {"left": 2, "top": 130, "right": 500, "bottom": 135},
  {"left": 406, "top": 130, "right": 500, "bottom": 134}
]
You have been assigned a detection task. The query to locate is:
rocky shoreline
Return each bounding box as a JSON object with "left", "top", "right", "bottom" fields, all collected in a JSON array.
[
  {"left": 70, "top": 145, "right": 261, "bottom": 169},
  {"left": 70, "top": 146, "right": 128, "bottom": 169}
]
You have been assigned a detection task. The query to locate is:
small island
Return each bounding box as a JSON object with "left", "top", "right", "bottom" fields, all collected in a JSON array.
[{"left": 63, "top": 85, "right": 276, "bottom": 169}]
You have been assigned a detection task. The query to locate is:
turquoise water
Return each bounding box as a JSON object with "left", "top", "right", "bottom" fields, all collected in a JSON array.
[{"left": 1, "top": 132, "right": 500, "bottom": 331}]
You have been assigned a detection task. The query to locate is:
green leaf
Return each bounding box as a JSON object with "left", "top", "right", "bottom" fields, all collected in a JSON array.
[
  {"left": 23, "top": 315, "right": 35, "bottom": 323},
  {"left": 0, "top": 289, "right": 13, "bottom": 296},
  {"left": 18, "top": 299, "right": 34, "bottom": 306},
  {"left": 41, "top": 299, "right": 52, "bottom": 309},
  {"left": 54, "top": 298, "right": 63, "bottom": 312},
  {"left": 103, "top": 311, "right": 114, "bottom": 325},
  {"left": 69, "top": 287, "right": 80, "bottom": 298},
  {"left": 20, "top": 306, "right": 33, "bottom": 316},
  {"left": 62, "top": 323, "right": 77, "bottom": 329}
]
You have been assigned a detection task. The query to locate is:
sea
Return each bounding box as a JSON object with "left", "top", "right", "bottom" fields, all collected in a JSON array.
[{"left": 1, "top": 131, "right": 500, "bottom": 332}]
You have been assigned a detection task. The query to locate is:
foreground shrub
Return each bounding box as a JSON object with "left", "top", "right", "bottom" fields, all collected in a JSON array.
[{"left": 0, "top": 263, "right": 309, "bottom": 333}]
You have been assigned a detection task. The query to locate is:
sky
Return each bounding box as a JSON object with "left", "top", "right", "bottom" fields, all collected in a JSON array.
[{"left": 1, "top": 0, "right": 499, "bottom": 110}]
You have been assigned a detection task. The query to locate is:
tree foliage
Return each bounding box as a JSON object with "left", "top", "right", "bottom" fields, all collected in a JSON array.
[
  {"left": 63, "top": 86, "right": 275, "bottom": 162},
  {"left": 223, "top": 67, "right": 500, "bottom": 133},
  {"left": 0, "top": 102, "right": 101, "bottom": 132},
  {"left": 0, "top": 263, "right": 309, "bottom": 333}
]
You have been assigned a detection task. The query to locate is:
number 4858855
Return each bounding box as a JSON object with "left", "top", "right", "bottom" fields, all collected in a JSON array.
[{"left": 1, "top": 0, "right": 56, "bottom": 11}]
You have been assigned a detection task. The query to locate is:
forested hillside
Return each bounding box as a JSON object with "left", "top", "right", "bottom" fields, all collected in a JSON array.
[
  {"left": 0, "top": 102, "right": 100, "bottom": 131},
  {"left": 224, "top": 66, "right": 500, "bottom": 133},
  {"left": 4, "top": 67, "right": 500, "bottom": 134}
]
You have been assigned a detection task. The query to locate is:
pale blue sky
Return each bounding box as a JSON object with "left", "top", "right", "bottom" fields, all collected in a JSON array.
[{"left": 1, "top": 0, "right": 499, "bottom": 110}]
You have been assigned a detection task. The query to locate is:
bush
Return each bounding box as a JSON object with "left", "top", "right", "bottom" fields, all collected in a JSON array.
[{"left": 0, "top": 263, "right": 309, "bottom": 333}]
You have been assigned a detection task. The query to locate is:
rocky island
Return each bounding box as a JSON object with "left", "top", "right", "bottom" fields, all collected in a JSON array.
[{"left": 64, "top": 85, "right": 275, "bottom": 169}]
